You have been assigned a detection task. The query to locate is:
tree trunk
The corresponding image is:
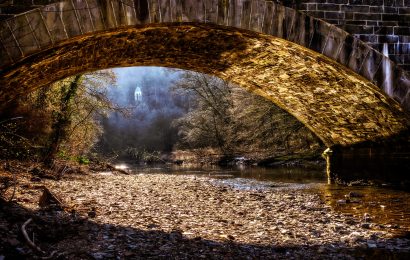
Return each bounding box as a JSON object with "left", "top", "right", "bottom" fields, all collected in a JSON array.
[{"left": 44, "top": 75, "right": 81, "bottom": 166}]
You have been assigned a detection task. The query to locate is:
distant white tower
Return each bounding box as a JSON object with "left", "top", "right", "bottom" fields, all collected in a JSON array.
[{"left": 134, "top": 86, "right": 142, "bottom": 102}]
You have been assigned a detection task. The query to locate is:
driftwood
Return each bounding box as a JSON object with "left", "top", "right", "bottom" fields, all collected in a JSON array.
[
  {"left": 9, "top": 169, "right": 16, "bottom": 202},
  {"left": 21, "top": 218, "right": 60, "bottom": 259},
  {"left": 39, "top": 186, "right": 63, "bottom": 209},
  {"left": 21, "top": 218, "right": 46, "bottom": 254},
  {"left": 106, "top": 163, "right": 130, "bottom": 175}
]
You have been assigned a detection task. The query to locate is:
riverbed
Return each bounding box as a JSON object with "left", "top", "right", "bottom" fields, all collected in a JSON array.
[{"left": 1, "top": 164, "right": 409, "bottom": 258}]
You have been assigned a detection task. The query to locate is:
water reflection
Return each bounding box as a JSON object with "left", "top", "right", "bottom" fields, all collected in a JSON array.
[
  {"left": 319, "top": 185, "right": 410, "bottom": 236},
  {"left": 125, "top": 163, "right": 410, "bottom": 236}
]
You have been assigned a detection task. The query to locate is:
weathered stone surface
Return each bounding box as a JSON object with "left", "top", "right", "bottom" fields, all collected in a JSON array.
[
  {"left": 0, "top": 0, "right": 409, "bottom": 109},
  {"left": 280, "top": 0, "right": 410, "bottom": 72},
  {"left": 0, "top": 0, "right": 409, "bottom": 149},
  {"left": 0, "top": 24, "right": 409, "bottom": 147}
]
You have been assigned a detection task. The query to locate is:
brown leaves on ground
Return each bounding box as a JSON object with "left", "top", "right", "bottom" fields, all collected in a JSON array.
[{"left": 0, "top": 165, "right": 409, "bottom": 259}]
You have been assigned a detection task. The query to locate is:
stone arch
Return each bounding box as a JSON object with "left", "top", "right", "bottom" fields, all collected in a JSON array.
[{"left": 0, "top": 0, "right": 409, "bottom": 148}]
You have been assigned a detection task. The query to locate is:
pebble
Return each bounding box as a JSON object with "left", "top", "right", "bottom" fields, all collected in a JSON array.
[
  {"left": 2, "top": 171, "right": 409, "bottom": 259},
  {"left": 349, "top": 192, "right": 364, "bottom": 198}
]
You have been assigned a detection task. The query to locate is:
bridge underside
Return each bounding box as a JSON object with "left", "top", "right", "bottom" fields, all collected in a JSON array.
[{"left": 0, "top": 23, "right": 409, "bottom": 148}]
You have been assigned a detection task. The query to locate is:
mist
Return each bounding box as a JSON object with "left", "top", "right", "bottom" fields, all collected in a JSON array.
[{"left": 97, "top": 66, "right": 188, "bottom": 157}]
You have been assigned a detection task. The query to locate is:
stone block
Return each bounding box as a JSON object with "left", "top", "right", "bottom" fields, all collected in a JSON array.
[
  {"left": 33, "top": 0, "right": 55, "bottom": 4},
  {"left": 304, "top": 3, "right": 317, "bottom": 11},
  {"left": 134, "top": 0, "right": 150, "bottom": 23},
  {"left": 0, "top": 42, "right": 13, "bottom": 66},
  {"left": 0, "top": 21, "right": 23, "bottom": 62},
  {"left": 374, "top": 26, "right": 394, "bottom": 35},
  {"left": 215, "top": 0, "right": 228, "bottom": 26},
  {"left": 378, "top": 34, "right": 399, "bottom": 43},
  {"left": 399, "top": 7, "right": 410, "bottom": 15},
  {"left": 369, "top": 6, "right": 383, "bottom": 13},
  {"left": 309, "top": 18, "right": 331, "bottom": 54},
  {"left": 59, "top": 1, "right": 83, "bottom": 36},
  {"left": 391, "top": 67, "right": 410, "bottom": 106},
  {"left": 120, "top": 0, "right": 138, "bottom": 25},
  {"left": 261, "top": 0, "right": 274, "bottom": 35},
  {"left": 0, "top": 14, "right": 13, "bottom": 21},
  {"left": 372, "top": 55, "right": 394, "bottom": 88},
  {"left": 70, "top": 0, "right": 95, "bottom": 33},
  {"left": 354, "top": 13, "right": 382, "bottom": 21},
  {"left": 345, "top": 20, "right": 367, "bottom": 25},
  {"left": 365, "top": 20, "right": 377, "bottom": 26},
  {"left": 270, "top": 3, "right": 286, "bottom": 38},
  {"left": 305, "top": 10, "right": 324, "bottom": 19},
  {"left": 26, "top": 9, "right": 53, "bottom": 48},
  {"left": 316, "top": 4, "right": 340, "bottom": 12},
  {"left": 384, "top": 6, "right": 399, "bottom": 14},
  {"left": 227, "top": 0, "right": 243, "bottom": 28},
  {"left": 181, "top": 0, "right": 206, "bottom": 23},
  {"left": 240, "top": 0, "right": 252, "bottom": 30},
  {"left": 378, "top": 20, "right": 398, "bottom": 26},
  {"left": 13, "top": 0, "right": 33, "bottom": 5},
  {"left": 147, "top": 0, "right": 160, "bottom": 23},
  {"left": 394, "top": 26, "right": 410, "bottom": 35},
  {"left": 6, "top": 13, "right": 39, "bottom": 56},
  {"left": 287, "top": 11, "right": 312, "bottom": 48},
  {"left": 322, "top": 25, "right": 348, "bottom": 60},
  {"left": 282, "top": 6, "right": 296, "bottom": 40},
  {"left": 341, "top": 5, "right": 370, "bottom": 13},
  {"left": 248, "top": 0, "right": 266, "bottom": 33},
  {"left": 343, "top": 24, "right": 373, "bottom": 34},
  {"left": 359, "top": 48, "right": 383, "bottom": 81},
  {"left": 203, "top": 0, "right": 218, "bottom": 24},
  {"left": 361, "top": 0, "right": 383, "bottom": 5},
  {"left": 0, "top": 5, "right": 34, "bottom": 14},
  {"left": 382, "top": 13, "right": 400, "bottom": 21},
  {"left": 383, "top": 0, "right": 397, "bottom": 6},
  {"left": 358, "top": 34, "right": 377, "bottom": 43},
  {"left": 400, "top": 64, "right": 410, "bottom": 72},
  {"left": 395, "top": 43, "right": 410, "bottom": 54},
  {"left": 326, "top": 0, "right": 349, "bottom": 4},
  {"left": 41, "top": 3, "right": 69, "bottom": 41},
  {"left": 347, "top": 38, "right": 371, "bottom": 74},
  {"left": 85, "top": 0, "right": 106, "bottom": 30},
  {"left": 345, "top": 12, "right": 354, "bottom": 20},
  {"left": 324, "top": 11, "right": 344, "bottom": 20}
]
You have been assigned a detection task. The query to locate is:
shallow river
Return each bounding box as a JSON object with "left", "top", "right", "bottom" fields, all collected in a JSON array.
[{"left": 119, "top": 163, "right": 410, "bottom": 237}]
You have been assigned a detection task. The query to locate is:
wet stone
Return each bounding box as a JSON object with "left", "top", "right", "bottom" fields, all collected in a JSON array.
[{"left": 1, "top": 170, "right": 410, "bottom": 258}]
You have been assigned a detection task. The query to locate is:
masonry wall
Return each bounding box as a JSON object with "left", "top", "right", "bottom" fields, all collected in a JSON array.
[
  {"left": 0, "top": 1, "right": 54, "bottom": 20},
  {"left": 281, "top": 0, "right": 410, "bottom": 71},
  {"left": 1, "top": 0, "right": 410, "bottom": 71}
]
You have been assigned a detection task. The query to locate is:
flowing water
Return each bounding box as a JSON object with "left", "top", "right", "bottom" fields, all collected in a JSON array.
[{"left": 119, "top": 163, "right": 410, "bottom": 237}]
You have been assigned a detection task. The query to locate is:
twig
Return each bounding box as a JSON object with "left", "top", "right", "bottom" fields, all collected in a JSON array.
[
  {"left": 21, "top": 218, "right": 46, "bottom": 255},
  {"left": 0, "top": 116, "right": 23, "bottom": 125},
  {"left": 8, "top": 169, "right": 16, "bottom": 202},
  {"left": 40, "top": 250, "right": 59, "bottom": 259}
]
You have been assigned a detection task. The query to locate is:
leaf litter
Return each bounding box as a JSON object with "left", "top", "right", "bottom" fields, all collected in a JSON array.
[{"left": 0, "top": 167, "right": 409, "bottom": 259}]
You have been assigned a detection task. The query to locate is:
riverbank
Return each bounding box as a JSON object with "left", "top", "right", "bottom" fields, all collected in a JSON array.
[
  {"left": 168, "top": 149, "right": 325, "bottom": 168},
  {"left": 1, "top": 168, "right": 409, "bottom": 259}
]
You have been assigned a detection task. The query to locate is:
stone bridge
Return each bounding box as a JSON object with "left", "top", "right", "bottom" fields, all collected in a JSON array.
[{"left": 0, "top": 0, "right": 409, "bottom": 182}]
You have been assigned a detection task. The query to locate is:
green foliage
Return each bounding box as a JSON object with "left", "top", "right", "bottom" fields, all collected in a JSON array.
[
  {"left": 0, "top": 70, "right": 121, "bottom": 162},
  {"left": 77, "top": 156, "right": 90, "bottom": 165}
]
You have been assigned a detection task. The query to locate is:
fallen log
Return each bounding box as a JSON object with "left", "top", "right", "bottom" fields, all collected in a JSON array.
[
  {"left": 106, "top": 163, "right": 130, "bottom": 175},
  {"left": 39, "top": 186, "right": 63, "bottom": 209}
]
